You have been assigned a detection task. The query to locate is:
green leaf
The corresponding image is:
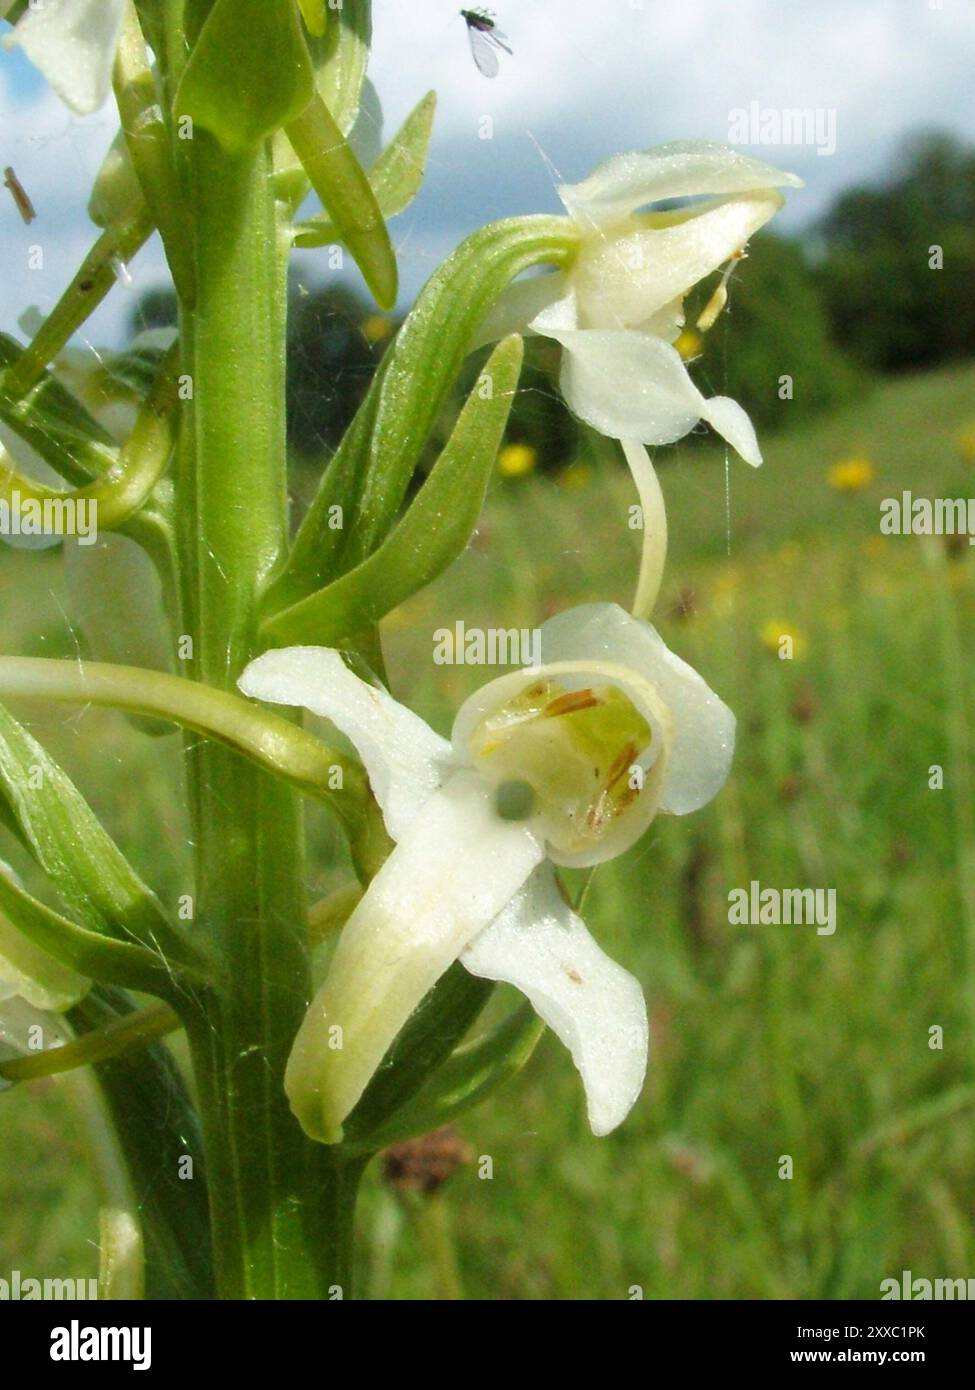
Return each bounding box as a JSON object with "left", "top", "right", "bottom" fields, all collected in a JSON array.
[
  {"left": 366, "top": 1004, "right": 545, "bottom": 1150},
  {"left": 285, "top": 93, "right": 398, "bottom": 310},
  {"left": 267, "top": 216, "right": 578, "bottom": 611},
  {"left": 294, "top": 90, "right": 437, "bottom": 249},
  {"left": 0, "top": 702, "right": 196, "bottom": 970},
  {"left": 0, "top": 862, "right": 177, "bottom": 994},
  {"left": 264, "top": 335, "right": 523, "bottom": 645},
  {"left": 0, "top": 884, "right": 87, "bottom": 1010},
  {"left": 343, "top": 963, "right": 494, "bottom": 1146},
  {"left": 175, "top": 0, "right": 316, "bottom": 153},
  {"left": 0, "top": 334, "right": 119, "bottom": 486}
]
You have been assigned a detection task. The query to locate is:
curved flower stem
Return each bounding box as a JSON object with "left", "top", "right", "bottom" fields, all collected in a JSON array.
[
  {"left": 0, "top": 342, "right": 180, "bottom": 528},
  {"left": 0, "top": 655, "right": 367, "bottom": 834},
  {"left": 0, "top": 1002, "right": 179, "bottom": 1083},
  {"left": 621, "top": 438, "right": 668, "bottom": 621},
  {"left": 308, "top": 881, "right": 364, "bottom": 944}
]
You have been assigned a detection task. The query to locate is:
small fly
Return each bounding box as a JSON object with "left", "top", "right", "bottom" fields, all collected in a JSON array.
[
  {"left": 460, "top": 8, "right": 512, "bottom": 79},
  {"left": 4, "top": 166, "right": 36, "bottom": 225}
]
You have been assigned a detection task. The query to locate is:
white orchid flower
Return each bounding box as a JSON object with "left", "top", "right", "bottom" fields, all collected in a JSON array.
[
  {"left": 483, "top": 141, "right": 801, "bottom": 468},
  {"left": 239, "top": 601, "right": 735, "bottom": 1144},
  {"left": 4, "top": 0, "right": 127, "bottom": 115}
]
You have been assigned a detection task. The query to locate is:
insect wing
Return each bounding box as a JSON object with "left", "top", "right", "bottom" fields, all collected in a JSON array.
[
  {"left": 467, "top": 24, "right": 501, "bottom": 78},
  {"left": 488, "top": 26, "right": 513, "bottom": 55}
]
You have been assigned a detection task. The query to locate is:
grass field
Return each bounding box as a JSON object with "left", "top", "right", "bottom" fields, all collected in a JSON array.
[{"left": 3, "top": 361, "right": 975, "bottom": 1299}]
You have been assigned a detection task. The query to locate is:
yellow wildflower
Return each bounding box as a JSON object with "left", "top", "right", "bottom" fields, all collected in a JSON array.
[
  {"left": 828, "top": 456, "right": 874, "bottom": 492},
  {"left": 497, "top": 443, "right": 538, "bottom": 478},
  {"left": 957, "top": 423, "right": 975, "bottom": 465},
  {"left": 361, "top": 315, "right": 393, "bottom": 345},
  {"left": 760, "top": 621, "right": 807, "bottom": 661},
  {"left": 557, "top": 460, "right": 592, "bottom": 491}
]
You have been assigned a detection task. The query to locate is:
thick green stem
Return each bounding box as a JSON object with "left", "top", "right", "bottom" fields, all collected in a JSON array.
[{"left": 175, "top": 132, "right": 361, "bottom": 1299}]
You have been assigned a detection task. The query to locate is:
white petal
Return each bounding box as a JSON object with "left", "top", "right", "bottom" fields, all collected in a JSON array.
[
  {"left": 474, "top": 271, "right": 570, "bottom": 348},
  {"left": 7, "top": 0, "right": 127, "bottom": 115},
  {"left": 462, "top": 865, "right": 648, "bottom": 1136},
  {"left": 285, "top": 772, "right": 545, "bottom": 1141},
  {"left": 527, "top": 282, "right": 581, "bottom": 335},
  {"left": 239, "top": 647, "right": 451, "bottom": 841},
  {"left": 548, "top": 328, "right": 760, "bottom": 464},
  {"left": 635, "top": 297, "right": 686, "bottom": 343},
  {"left": 572, "top": 191, "right": 784, "bottom": 329},
  {"left": 700, "top": 395, "right": 762, "bottom": 467},
  {"left": 559, "top": 140, "right": 803, "bottom": 227},
  {"left": 540, "top": 604, "right": 735, "bottom": 815}
]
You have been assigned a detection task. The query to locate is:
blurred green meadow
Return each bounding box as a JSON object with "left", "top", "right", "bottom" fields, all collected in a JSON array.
[{"left": 2, "top": 361, "right": 975, "bottom": 1299}]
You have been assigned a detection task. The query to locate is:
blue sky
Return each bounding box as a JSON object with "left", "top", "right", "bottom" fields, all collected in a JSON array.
[{"left": 2, "top": 0, "right": 975, "bottom": 346}]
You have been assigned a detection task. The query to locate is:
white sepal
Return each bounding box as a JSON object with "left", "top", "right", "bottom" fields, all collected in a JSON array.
[
  {"left": 558, "top": 140, "right": 803, "bottom": 227},
  {"left": 463, "top": 865, "right": 648, "bottom": 1136}
]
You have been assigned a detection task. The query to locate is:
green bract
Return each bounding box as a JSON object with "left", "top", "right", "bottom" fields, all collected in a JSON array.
[
  {"left": 175, "top": 0, "right": 315, "bottom": 153},
  {"left": 285, "top": 94, "right": 398, "bottom": 310},
  {"left": 264, "top": 335, "right": 524, "bottom": 645},
  {"left": 294, "top": 91, "right": 437, "bottom": 249},
  {"left": 265, "top": 216, "right": 579, "bottom": 616}
]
